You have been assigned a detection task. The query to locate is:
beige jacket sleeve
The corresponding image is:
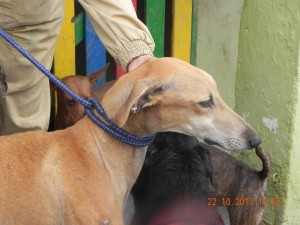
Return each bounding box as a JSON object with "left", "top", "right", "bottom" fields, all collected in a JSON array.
[{"left": 78, "top": 0, "right": 155, "bottom": 71}]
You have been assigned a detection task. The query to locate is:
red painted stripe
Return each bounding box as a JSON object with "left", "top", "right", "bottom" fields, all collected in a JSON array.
[
  {"left": 132, "top": 0, "right": 137, "bottom": 9},
  {"left": 116, "top": 65, "right": 125, "bottom": 78}
]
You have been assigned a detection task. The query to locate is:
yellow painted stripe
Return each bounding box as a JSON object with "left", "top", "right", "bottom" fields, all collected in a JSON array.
[
  {"left": 171, "top": 0, "right": 192, "bottom": 63},
  {"left": 53, "top": 1, "right": 75, "bottom": 78}
]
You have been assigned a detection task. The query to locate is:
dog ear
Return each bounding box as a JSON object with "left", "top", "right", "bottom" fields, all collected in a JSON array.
[
  {"left": 101, "top": 76, "right": 169, "bottom": 128},
  {"left": 130, "top": 85, "right": 165, "bottom": 114},
  {"left": 88, "top": 63, "right": 110, "bottom": 87},
  {"left": 115, "top": 83, "right": 167, "bottom": 127}
]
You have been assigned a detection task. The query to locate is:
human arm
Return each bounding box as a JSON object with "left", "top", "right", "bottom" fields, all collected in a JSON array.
[{"left": 78, "top": 0, "right": 155, "bottom": 72}]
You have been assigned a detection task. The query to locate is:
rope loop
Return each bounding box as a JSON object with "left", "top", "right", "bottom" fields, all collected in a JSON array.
[{"left": 87, "top": 98, "right": 104, "bottom": 112}]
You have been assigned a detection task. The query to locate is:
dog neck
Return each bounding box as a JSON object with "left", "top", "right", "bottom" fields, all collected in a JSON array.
[
  {"left": 77, "top": 115, "right": 148, "bottom": 206},
  {"left": 122, "top": 109, "right": 165, "bottom": 137}
]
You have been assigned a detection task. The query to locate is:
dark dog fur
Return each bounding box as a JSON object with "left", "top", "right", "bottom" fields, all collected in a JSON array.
[
  {"left": 131, "top": 132, "right": 224, "bottom": 225},
  {"left": 131, "top": 132, "right": 270, "bottom": 225}
]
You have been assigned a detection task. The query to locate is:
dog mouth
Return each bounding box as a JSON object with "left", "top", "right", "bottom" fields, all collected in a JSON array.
[
  {"left": 203, "top": 138, "right": 242, "bottom": 151},
  {"left": 203, "top": 138, "right": 219, "bottom": 146}
]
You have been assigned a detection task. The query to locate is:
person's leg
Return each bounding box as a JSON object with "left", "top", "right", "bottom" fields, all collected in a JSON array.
[
  {"left": 0, "top": 0, "right": 64, "bottom": 135},
  {"left": 0, "top": 66, "right": 7, "bottom": 98}
]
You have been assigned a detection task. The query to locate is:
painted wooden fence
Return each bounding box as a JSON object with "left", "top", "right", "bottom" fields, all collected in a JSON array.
[{"left": 53, "top": 0, "right": 193, "bottom": 83}]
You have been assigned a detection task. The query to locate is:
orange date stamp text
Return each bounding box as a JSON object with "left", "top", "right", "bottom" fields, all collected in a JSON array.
[{"left": 207, "top": 197, "right": 282, "bottom": 207}]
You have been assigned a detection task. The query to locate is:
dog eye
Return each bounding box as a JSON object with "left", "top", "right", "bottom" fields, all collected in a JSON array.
[
  {"left": 199, "top": 94, "right": 214, "bottom": 108},
  {"left": 199, "top": 100, "right": 213, "bottom": 108},
  {"left": 66, "top": 99, "right": 76, "bottom": 106}
]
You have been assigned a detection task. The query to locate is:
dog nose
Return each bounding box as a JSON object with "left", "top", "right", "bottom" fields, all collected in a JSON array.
[
  {"left": 244, "top": 129, "right": 261, "bottom": 148},
  {"left": 249, "top": 133, "right": 261, "bottom": 148}
]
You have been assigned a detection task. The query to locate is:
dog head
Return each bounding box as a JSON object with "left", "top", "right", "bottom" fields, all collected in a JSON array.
[
  {"left": 54, "top": 64, "right": 109, "bottom": 130},
  {"left": 50, "top": 57, "right": 263, "bottom": 225},
  {"left": 132, "top": 132, "right": 217, "bottom": 205},
  {"left": 100, "top": 57, "right": 260, "bottom": 151}
]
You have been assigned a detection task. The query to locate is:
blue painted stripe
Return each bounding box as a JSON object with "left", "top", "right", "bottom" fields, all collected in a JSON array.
[{"left": 85, "top": 17, "right": 106, "bottom": 87}]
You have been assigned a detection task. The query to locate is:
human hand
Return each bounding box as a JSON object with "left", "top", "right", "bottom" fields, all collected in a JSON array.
[{"left": 127, "top": 55, "right": 153, "bottom": 72}]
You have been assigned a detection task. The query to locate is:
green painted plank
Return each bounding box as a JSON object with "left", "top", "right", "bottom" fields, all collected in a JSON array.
[
  {"left": 145, "top": 0, "right": 165, "bottom": 57},
  {"left": 75, "top": 12, "right": 84, "bottom": 46}
]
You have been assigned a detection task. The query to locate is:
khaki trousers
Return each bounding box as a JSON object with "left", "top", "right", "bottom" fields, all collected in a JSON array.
[{"left": 0, "top": 0, "right": 64, "bottom": 135}]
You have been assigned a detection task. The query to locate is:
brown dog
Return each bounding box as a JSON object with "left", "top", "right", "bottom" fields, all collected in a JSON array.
[
  {"left": 0, "top": 57, "right": 261, "bottom": 225},
  {"left": 54, "top": 60, "right": 269, "bottom": 224},
  {"left": 207, "top": 144, "right": 270, "bottom": 225},
  {"left": 54, "top": 64, "right": 110, "bottom": 130},
  {"left": 55, "top": 60, "right": 268, "bottom": 225}
]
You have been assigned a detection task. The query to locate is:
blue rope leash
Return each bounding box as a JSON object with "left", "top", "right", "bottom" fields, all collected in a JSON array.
[{"left": 0, "top": 28, "right": 155, "bottom": 147}]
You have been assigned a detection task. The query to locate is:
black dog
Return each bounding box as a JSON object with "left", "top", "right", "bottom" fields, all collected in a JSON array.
[
  {"left": 131, "top": 132, "right": 269, "bottom": 225},
  {"left": 131, "top": 132, "right": 225, "bottom": 225}
]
